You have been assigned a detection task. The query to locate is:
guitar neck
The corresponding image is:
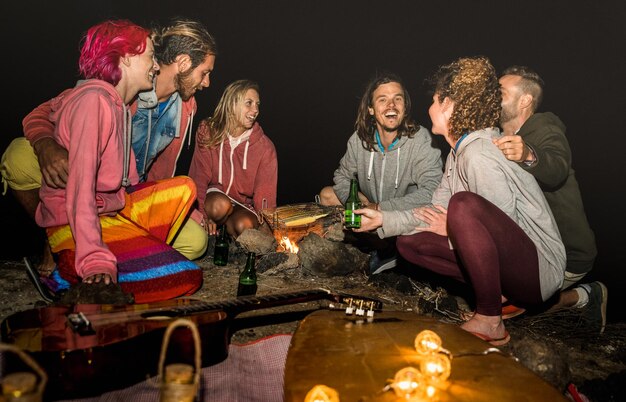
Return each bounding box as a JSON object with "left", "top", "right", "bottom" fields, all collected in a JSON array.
[
  {"left": 65, "top": 288, "right": 382, "bottom": 335},
  {"left": 185, "top": 288, "right": 338, "bottom": 317}
]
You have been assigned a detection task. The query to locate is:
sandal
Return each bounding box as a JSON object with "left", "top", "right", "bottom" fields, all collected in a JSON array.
[
  {"left": 23, "top": 257, "right": 58, "bottom": 303},
  {"left": 469, "top": 330, "right": 511, "bottom": 346}
]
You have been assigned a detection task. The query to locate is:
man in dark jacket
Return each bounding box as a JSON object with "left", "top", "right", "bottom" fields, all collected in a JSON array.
[{"left": 495, "top": 65, "right": 606, "bottom": 333}]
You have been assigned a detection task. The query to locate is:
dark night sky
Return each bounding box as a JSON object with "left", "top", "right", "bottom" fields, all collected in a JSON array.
[{"left": 1, "top": 1, "right": 624, "bottom": 320}]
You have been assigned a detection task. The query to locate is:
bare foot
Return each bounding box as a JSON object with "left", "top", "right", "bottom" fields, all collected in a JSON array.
[
  {"left": 461, "top": 313, "right": 508, "bottom": 343},
  {"left": 83, "top": 273, "right": 113, "bottom": 285},
  {"left": 38, "top": 240, "right": 56, "bottom": 277}
]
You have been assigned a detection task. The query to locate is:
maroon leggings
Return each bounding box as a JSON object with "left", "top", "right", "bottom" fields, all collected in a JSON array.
[{"left": 396, "top": 192, "right": 542, "bottom": 316}]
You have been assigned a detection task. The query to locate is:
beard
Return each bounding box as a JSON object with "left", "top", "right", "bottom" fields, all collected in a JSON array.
[
  {"left": 500, "top": 99, "right": 517, "bottom": 125},
  {"left": 375, "top": 112, "right": 404, "bottom": 134},
  {"left": 175, "top": 69, "right": 197, "bottom": 101},
  {"left": 380, "top": 122, "right": 402, "bottom": 133},
  {"left": 500, "top": 102, "right": 518, "bottom": 126}
]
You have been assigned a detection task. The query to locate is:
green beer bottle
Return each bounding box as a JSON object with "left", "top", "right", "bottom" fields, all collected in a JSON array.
[
  {"left": 344, "top": 177, "right": 361, "bottom": 229},
  {"left": 237, "top": 252, "right": 257, "bottom": 297},
  {"left": 213, "top": 225, "right": 229, "bottom": 266}
]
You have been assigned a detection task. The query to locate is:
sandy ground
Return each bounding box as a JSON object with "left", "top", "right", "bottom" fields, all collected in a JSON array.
[{"left": 1, "top": 255, "right": 625, "bottom": 400}]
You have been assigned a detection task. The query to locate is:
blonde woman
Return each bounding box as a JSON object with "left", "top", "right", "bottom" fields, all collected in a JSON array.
[{"left": 189, "top": 80, "right": 277, "bottom": 237}]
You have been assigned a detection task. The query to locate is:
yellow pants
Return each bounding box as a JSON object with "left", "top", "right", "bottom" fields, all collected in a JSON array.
[{"left": 1, "top": 137, "right": 207, "bottom": 259}]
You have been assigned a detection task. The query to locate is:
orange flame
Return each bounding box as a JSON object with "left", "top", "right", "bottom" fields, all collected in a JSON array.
[{"left": 281, "top": 236, "right": 299, "bottom": 254}]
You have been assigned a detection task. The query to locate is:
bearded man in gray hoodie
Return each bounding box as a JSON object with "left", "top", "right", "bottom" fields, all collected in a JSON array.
[{"left": 319, "top": 74, "right": 443, "bottom": 273}]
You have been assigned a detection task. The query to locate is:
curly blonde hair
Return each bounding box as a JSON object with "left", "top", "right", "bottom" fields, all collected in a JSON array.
[{"left": 430, "top": 56, "right": 501, "bottom": 141}]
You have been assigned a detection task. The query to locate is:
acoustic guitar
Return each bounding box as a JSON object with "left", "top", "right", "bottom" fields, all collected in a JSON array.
[{"left": 1, "top": 288, "right": 382, "bottom": 401}]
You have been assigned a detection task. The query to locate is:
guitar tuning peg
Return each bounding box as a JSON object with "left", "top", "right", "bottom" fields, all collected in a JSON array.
[
  {"left": 345, "top": 306, "right": 354, "bottom": 315},
  {"left": 366, "top": 309, "right": 374, "bottom": 318},
  {"left": 356, "top": 308, "right": 365, "bottom": 316}
]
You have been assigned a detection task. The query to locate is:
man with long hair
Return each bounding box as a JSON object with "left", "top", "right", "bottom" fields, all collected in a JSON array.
[
  {"left": 1, "top": 18, "right": 217, "bottom": 278},
  {"left": 319, "top": 73, "right": 443, "bottom": 273}
]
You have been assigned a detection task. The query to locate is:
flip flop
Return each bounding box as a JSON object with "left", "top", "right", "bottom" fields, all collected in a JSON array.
[
  {"left": 460, "top": 304, "right": 525, "bottom": 322},
  {"left": 23, "top": 257, "right": 58, "bottom": 303},
  {"left": 502, "top": 303, "right": 526, "bottom": 320},
  {"left": 470, "top": 330, "right": 511, "bottom": 346}
]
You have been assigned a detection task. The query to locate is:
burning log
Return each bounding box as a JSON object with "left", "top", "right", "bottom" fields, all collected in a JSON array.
[{"left": 261, "top": 203, "right": 343, "bottom": 247}]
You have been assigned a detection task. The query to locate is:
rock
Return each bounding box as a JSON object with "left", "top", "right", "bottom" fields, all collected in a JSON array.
[
  {"left": 298, "top": 233, "right": 368, "bottom": 277},
  {"left": 58, "top": 282, "right": 134, "bottom": 305},
  {"left": 236, "top": 228, "right": 278, "bottom": 255},
  {"left": 509, "top": 334, "right": 570, "bottom": 392},
  {"left": 257, "top": 252, "right": 289, "bottom": 273},
  {"left": 258, "top": 252, "right": 300, "bottom": 275},
  {"left": 323, "top": 222, "right": 346, "bottom": 242}
]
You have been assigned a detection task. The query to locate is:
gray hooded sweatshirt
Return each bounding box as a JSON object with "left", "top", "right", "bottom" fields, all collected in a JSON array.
[
  {"left": 379, "top": 128, "right": 566, "bottom": 300},
  {"left": 333, "top": 126, "right": 443, "bottom": 211}
]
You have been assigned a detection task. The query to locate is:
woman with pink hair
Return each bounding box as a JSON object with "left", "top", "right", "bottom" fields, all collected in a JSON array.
[{"left": 35, "top": 20, "right": 203, "bottom": 303}]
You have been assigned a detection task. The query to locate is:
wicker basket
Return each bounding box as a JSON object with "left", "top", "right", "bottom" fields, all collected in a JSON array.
[
  {"left": 0, "top": 343, "right": 47, "bottom": 402},
  {"left": 158, "top": 319, "right": 201, "bottom": 402}
]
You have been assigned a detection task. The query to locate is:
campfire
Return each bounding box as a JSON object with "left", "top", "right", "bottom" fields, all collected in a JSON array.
[
  {"left": 262, "top": 203, "right": 342, "bottom": 255},
  {"left": 280, "top": 236, "right": 299, "bottom": 254},
  {"left": 248, "top": 202, "right": 369, "bottom": 277}
]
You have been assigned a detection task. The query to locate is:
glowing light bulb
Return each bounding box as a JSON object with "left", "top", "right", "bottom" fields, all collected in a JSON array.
[
  {"left": 391, "top": 367, "right": 423, "bottom": 399},
  {"left": 304, "top": 384, "right": 340, "bottom": 402},
  {"left": 414, "top": 330, "right": 442, "bottom": 355},
  {"left": 426, "top": 384, "right": 437, "bottom": 398},
  {"left": 420, "top": 353, "right": 452, "bottom": 383}
]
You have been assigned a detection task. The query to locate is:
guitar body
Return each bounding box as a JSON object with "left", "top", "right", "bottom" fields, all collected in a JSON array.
[
  {"left": 284, "top": 310, "right": 567, "bottom": 401},
  {"left": 1, "top": 289, "right": 382, "bottom": 401},
  {"left": 1, "top": 301, "right": 229, "bottom": 400}
]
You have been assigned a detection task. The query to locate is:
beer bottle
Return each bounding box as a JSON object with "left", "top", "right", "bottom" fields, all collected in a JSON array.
[
  {"left": 344, "top": 177, "right": 361, "bottom": 228},
  {"left": 237, "top": 252, "right": 257, "bottom": 297},
  {"left": 213, "top": 225, "right": 229, "bottom": 266}
]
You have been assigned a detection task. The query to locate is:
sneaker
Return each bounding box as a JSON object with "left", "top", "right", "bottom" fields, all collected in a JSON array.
[
  {"left": 579, "top": 281, "right": 608, "bottom": 334},
  {"left": 369, "top": 251, "right": 397, "bottom": 275}
]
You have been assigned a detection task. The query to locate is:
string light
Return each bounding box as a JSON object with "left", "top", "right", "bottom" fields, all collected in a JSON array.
[
  {"left": 304, "top": 384, "right": 340, "bottom": 402},
  {"left": 414, "top": 330, "right": 442, "bottom": 355},
  {"left": 385, "top": 330, "right": 454, "bottom": 400},
  {"left": 420, "top": 353, "right": 452, "bottom": 383},
  {"left": 390, "top": 367, "right": 426, "bottom": 400}
]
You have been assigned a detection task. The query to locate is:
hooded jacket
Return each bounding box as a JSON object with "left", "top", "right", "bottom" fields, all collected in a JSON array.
[
  {"left": 379, "top": 128, "right": 566, "bottom": 300},
  {"left": 189, "top": 121, "right": 277, "bottom": 214},
  {"left": 333, "top": 126, "right": 443, "bottom": 211},
  {"left": 34, "top": 80, "right": 139, "bottom": 280},
  {"left": 23, "top": 87, "right": 196, "bottom": 183},
  {"left": 23, "top": 85, "right": 202, "bottom": 224},
  {"left": 518, "top": 112, "right": 596, "bottom": 275},
  {"left": 130, "top": 89, "right": 197, "bottom": 182}
]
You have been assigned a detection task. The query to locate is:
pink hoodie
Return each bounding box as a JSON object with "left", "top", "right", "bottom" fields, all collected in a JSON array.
[
  {"left": 23, "top": 89, "right": 196, "bottom": 182},
  {"left": 35, "top": 80, "right": 139, "bottom": 280},
  {"left": 23, "top": 87, "right": 202, "bottom": 224},
  {"left": 189, "top": 121, "right": 278, "bottom": 215}
]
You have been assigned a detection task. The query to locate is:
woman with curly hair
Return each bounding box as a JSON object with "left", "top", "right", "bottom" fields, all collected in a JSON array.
[
  {"left": 355, "top": 57, "right": 565, "bottom": 345},
  {"left": 189, "top": 80, "right": 277, "bottom": 237}
]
